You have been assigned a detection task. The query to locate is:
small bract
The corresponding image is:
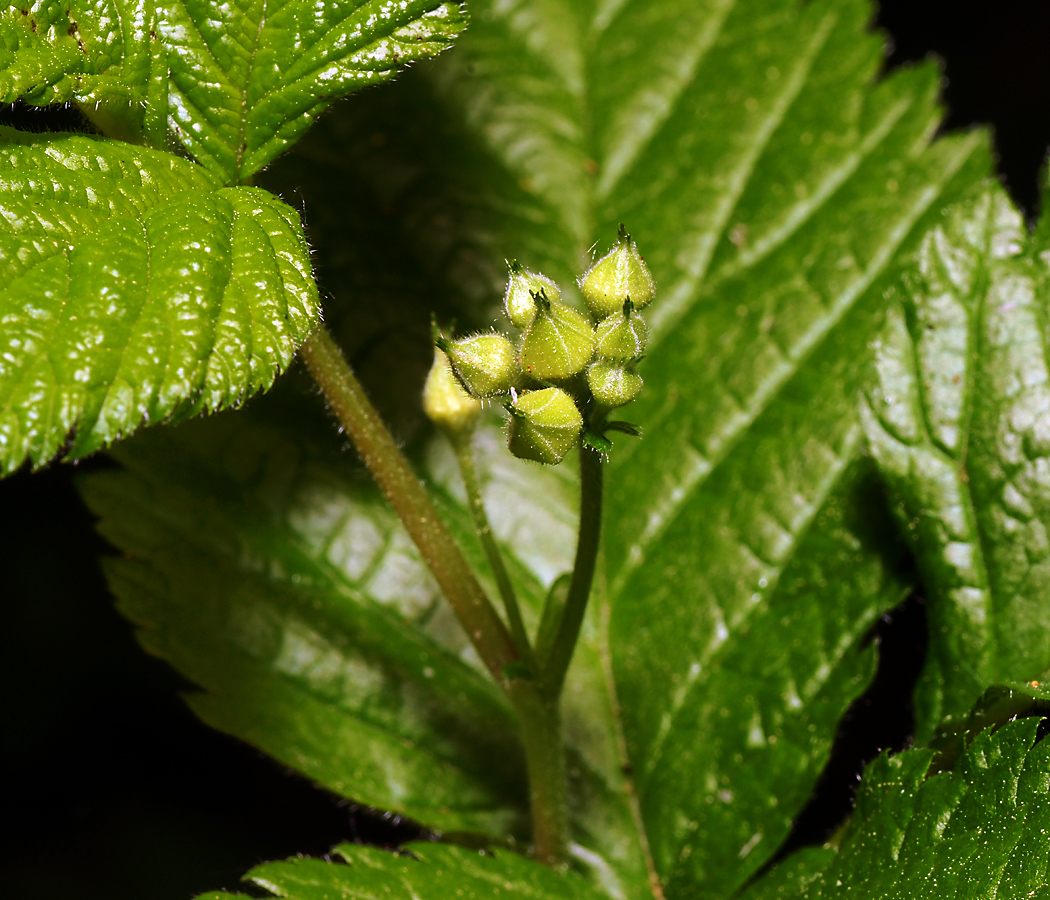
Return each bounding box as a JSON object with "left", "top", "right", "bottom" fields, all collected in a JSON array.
[
  {"left": 504, "top": 262, "right": 561, "bottom": 330},
  {"left": 595, "top": 300, "right": 648, "bottom": 361},
  {"left": 587, "top": 361, "right": 643, "bottom": 408},
  {"left": 520, "top": 293, "right": 594, "bottom": 382},
  {"left": 507, "top": 387, "right": 583, "bottom": 465},
  {"left": 440, "top": 332, "right": 519, "bottom": 398},
  {"left": 423, "top": 349, "right": 481, "bottom": 436},
  {"left": 579, "top": 225, "right": 656, "bottom": 318}
]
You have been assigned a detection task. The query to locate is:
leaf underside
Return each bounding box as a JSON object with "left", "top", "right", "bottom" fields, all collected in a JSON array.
[
  {"left": 0, "top": 129, "right": 318, "bottom": 475},
  {"left": 80, "top": 0, "right": 1010, "bottom": 897}
]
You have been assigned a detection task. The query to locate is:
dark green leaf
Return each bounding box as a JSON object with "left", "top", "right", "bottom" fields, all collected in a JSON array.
[
  {"left": 205, "top": 842, "right": 608, "bottom": 900},
  {"left": 0, "top": 0, "right": 466, "bottom": 180},
  {"left": 85, "top": 0, "right": 1000, "bottom": 894},
  {"left": 862, "top": 183, "right": 1050, "bottom": 742},
  {"left": 758, "top": 718, "right": 1050, "bottom": 899},
  {"left": 0, "top": 129, "right": 318, "bottom": 474}
]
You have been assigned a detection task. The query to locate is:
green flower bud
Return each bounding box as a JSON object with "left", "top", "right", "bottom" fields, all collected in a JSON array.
[
  {"left": 587, "top": 360, "right": 643, "bottom": 408},
  {"left": 579, "top": 224, "right": 656, "bottom": 318},
  {"left": 504, "top": 261, "right": 561, "bottom": 330},
  {"left": 594, "top": 299, "right": 648, "bottom": 361},
  {"left": 423, "top": 348, "right": 481, "bottom": 435},
  {"left": 520, "top": 292, "right": 594, "bottom": 382},
  {"left": 438, "top": 332, "right": 519, "bottom": 399},
  {"left": 507, "top": 387, "right": 583, "bottom": 465}
]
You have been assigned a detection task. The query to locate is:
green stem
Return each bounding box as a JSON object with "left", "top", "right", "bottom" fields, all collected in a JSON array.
[
  {"left": 453, "top": 434, "right": 536, "bottom": 671},
  {"left": 507, "top": 679, "right": 568, "bottom": 865},
  {"left": 300, "top": 327, "right": 519, "bottom": 682},
  {"left": 541, "top": 438, "right": 604, "bottom": 697}
]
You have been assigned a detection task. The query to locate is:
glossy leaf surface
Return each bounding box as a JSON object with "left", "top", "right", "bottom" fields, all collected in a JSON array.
[
  {"left": 200, "top": 842, "right": 608, "bottom": 900},
  {"left": 0, "top": 129, "right": 318, "bottom": 474},
  {"left": 83, "top": 0, "right": 1003, "bottom": 896},
  {"left": 749, "top": 717, "right": 1050, "bottom": 899},
  {"left": 0, "top": 0, "right": 465, "bottom": 181},
  {"left": 862, "top": 184, "right": 1050, "bottom": 742}
]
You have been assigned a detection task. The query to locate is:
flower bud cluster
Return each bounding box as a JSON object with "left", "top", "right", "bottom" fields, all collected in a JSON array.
[{"left": 425, "top": 226, "right": 655, "bottom": 464}]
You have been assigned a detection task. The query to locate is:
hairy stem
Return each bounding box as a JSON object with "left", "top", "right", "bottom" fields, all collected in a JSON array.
[
  {"left": 541, "top": 439, "right": 604, "bottom": 697},
  {"left": 453, "top": 434, "right": 536, "bottom": 670},
  {"left": 300, "top": 327, "right": 518, "bottom": 681},
  {"left": 507, "top": 679, "right": 568, "bottom": 865}
]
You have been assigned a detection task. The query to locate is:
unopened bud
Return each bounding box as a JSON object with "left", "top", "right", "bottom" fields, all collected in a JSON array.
[
  {"left": 507, "top": 387, "right": 583, "bottom": 465},
  {"left": 587, "top": 361, "right": 643, "bottom": 408},
  {"left": 438, "top": 332, "right": 519, "bottom": 399},
  {"left": 520, "top": 291, "right": 594, "bottom": 382},
  {"left": 594, "top": 300, "right": 648, "bottom": 361},
  {"left": 579, "top": 224, "right": 655, "bottom": 318},
  {"left": 504, "top": 262, "right": 561, "bottom": 329},
  {"left": 423, "top": 348, "right": 481, "bottom": 435}
]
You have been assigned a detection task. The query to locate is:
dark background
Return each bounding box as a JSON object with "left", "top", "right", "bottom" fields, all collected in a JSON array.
[{"left": 3, "top": 2, "right": 1050, "bottom": 897}]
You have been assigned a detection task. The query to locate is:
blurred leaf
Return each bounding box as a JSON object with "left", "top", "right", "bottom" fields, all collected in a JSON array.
[
  {"left": 0, "top": 0, "right": 466, "bottom": 179},
  {"left": 752, "top": 717, "right": 1050, "bottom": 899},
  {"left": 200, "top": 842, "right": 608, "bottom": 900},
  {"left": 0, "top": 129, "right": 318, "bottom": 475},
  {"left": 862, "top": 183, "right": 1050, "bottom": 742},
  {"left": 82, "top": 398, "right": 656, "bottom": 895}
]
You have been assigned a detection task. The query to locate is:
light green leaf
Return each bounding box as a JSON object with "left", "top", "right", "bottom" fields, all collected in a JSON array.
[
  {"left": 0, "top": 129, "right": 318, "bottom": 475},
  {"left": 0, "top": 0, "right": 466, "bottom": 181},
  {"left": 754, "top": 717, "right": 1050, "bottom": 899},
  {"left": 202, "top": 842, "right": 608, "bottom": 900},
  {"left": 1, "top": 1, "right": 171, "bottom": 146},
  {"left": 861, "top": 182, "right": 1050, "bottom": 742}
]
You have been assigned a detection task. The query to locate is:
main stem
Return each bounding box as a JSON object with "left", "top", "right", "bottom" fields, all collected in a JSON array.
[
  {"left": 541, "top": 438, "right": 604, "bottom": 698},
  {"left": 508, "top": 679, "right": 568, "bottom": 866},
  {"left": 299, "top": 327, "right": 518, "bottom": 682},
  {"left": 302, "top": 326, "right": 605, "bottom": 867}
]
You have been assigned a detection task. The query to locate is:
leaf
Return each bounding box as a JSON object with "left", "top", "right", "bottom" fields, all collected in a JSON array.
[
  {"left": 754, "top": 717, "right": 1050, "bottom": 899},
  {"left": 0, "top": 129, "right": 318, "bottom": 475},
  {"left": 0, "top": 0, "right": 466, "bottom": 181},
  {"left": 82, "top": 398, "right": 656, "bottom": 896},
  {"left": 202, "top": 842, "right": 609, "bottom": 900},
  {"left": 87, "top": 0, "right": 1000, "bottom": 895},
  {"left": 0, "top": 2, "right": 165, "bottom": 144},
  {"left": 861, "top": 182, "right": 1050, "bottom": 742},
  {"left": 294, "top": 0, "right": 991, "bottom": 895}
]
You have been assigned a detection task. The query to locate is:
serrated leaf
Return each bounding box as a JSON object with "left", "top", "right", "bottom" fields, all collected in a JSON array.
[
  {"left": 0, "top": 2, "right": 169, "bottom": 145},
  {"left": 285, "top": 0, "right": 989, "bottom": 895},
  {"left": 81, "top": 400, "right": 654, "bottom": 897},
  {"left": 754, "top": 717, "right": 1050, "bottom": 899},
  {"left": 0, "top": 129, "right": 319, "bottom": 475},
  {"left": 203, "top": 842, "right": 608, "bottom": 900},
  {"left": 85, "top": 0, "right": 1000, "bottom": 894},
  {"left": 0, "top": 0, "right": 466, "bottom": 181},
  {"left": 861, "top": 183, "right": 1050, "bottom": 742}
]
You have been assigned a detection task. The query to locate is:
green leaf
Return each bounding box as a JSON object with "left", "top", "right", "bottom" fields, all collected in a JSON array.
[
  {"left": 85, "top": 0, "right": 1000, "bottom": 894},
  {"left": 861, "top": 183, "right": 1050, "bottom": 742},
  {"left": 756, "top": 717, "right": 1050, "bottom": 899},
  {"left": 0, "top": 0, "right": 466, "bottom": 181},
  {"left": 0, "top": 129, "right": 318, "bottom": 475},
  {"left": 0, "top": 2, "right": 165, "bottom": 144},
  {"left": 81, "top": 400, "right": 655, "bottom": 896},
  {"left": 204, "top": 842, "right": 608, "bottom": 900}
]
